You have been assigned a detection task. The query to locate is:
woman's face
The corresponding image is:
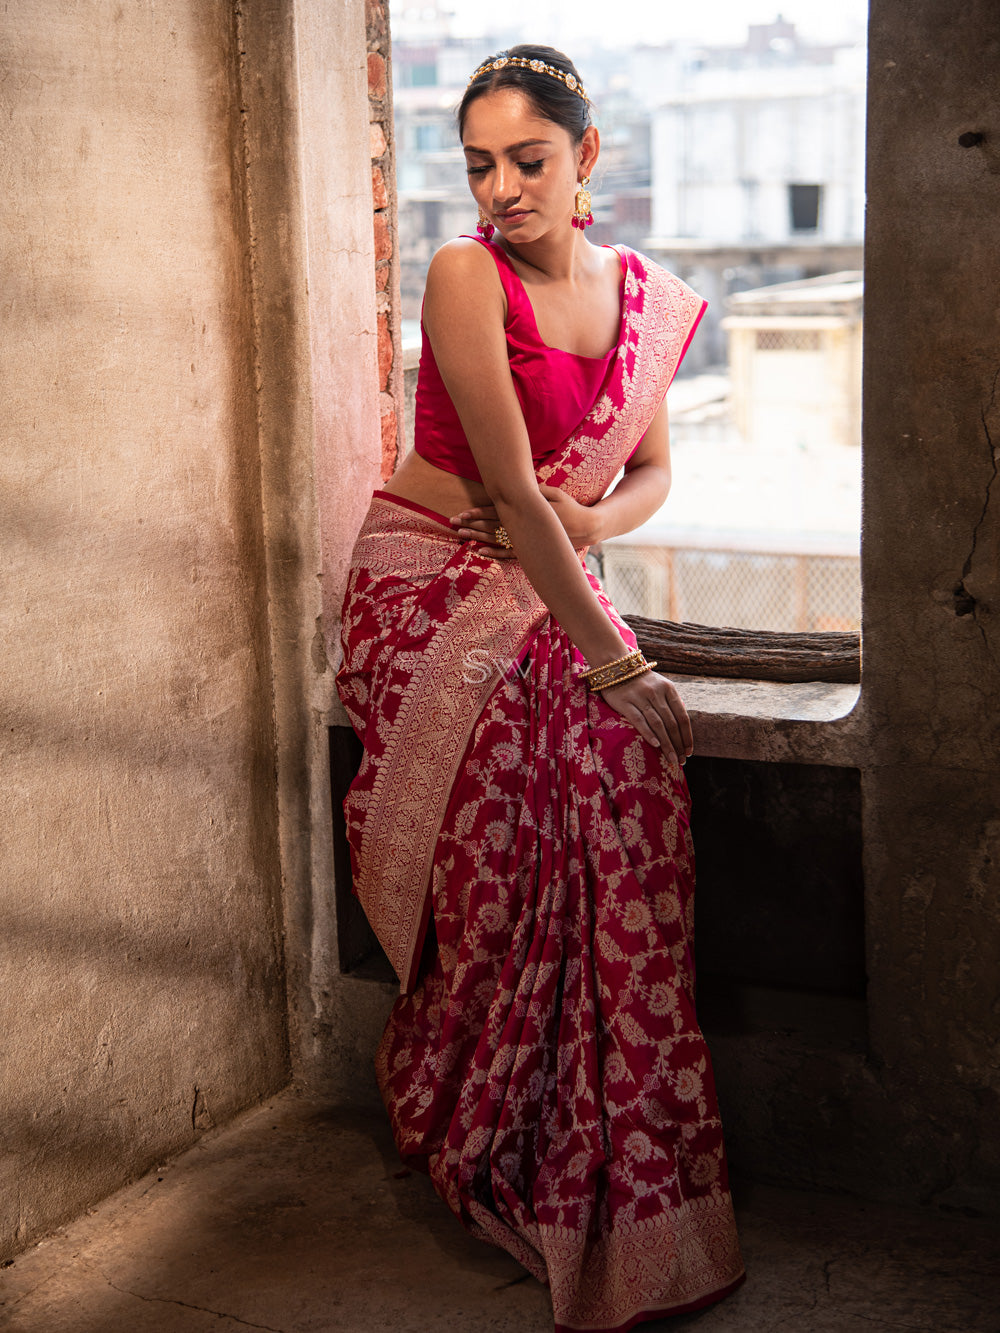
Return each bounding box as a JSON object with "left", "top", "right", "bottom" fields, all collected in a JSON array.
[{"left": 461, "top": 88, "right": 589, "bottom": 244}]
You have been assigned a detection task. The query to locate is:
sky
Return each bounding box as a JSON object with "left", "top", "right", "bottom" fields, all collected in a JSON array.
[{"left": 425, "top": 0, "right": 869, "bottom": 48}]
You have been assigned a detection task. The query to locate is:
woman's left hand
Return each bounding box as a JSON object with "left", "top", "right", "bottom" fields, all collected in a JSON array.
[
  {"left": 451, "top": 485, "right": 596, "bottom": 556},
  {"left": 600, "top": 669, "right": 694, "bottom": 763}
]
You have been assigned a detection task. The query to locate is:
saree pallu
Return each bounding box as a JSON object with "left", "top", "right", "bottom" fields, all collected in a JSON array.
[{"left": 337, "top": 252, "right": 744, "bottom": 1330}]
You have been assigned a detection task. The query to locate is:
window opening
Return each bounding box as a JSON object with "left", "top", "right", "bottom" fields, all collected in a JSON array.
[
  {"left": 789, "top": 182, "right": 823, "bottom": 232},
  {"left": 391, "top": 4, "right": 867, "bottom": 650}
]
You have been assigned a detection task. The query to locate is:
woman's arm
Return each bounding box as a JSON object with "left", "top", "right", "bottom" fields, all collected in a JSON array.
[
  {"left": 425, "top": 241, "right": 692, "bottom": 760},
  {"left": 424, "top": 241, "right": 628, "bottom": 668},
  {"left": 573, "top": 398, "right": 673, "bottom": 542},
  {"left": 451, "top": 394, "right": 673, "bottom": 548}
]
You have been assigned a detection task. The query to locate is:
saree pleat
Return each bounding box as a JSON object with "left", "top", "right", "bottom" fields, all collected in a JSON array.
[{"left": 338, "top": 252, "right": 744, "bottom": 1330}]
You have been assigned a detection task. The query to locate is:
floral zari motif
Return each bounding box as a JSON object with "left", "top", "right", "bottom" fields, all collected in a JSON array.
[{"left": 337, "top": 250, "right": 744, "bottom": 1330}]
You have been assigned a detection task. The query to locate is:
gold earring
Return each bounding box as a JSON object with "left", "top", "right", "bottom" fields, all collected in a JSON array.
[
  {"left": 572, "top": 176, "right": 593, "bottom": 229},
  {"left": 476, "top": 208, "right": 494, "bottom": 240}
]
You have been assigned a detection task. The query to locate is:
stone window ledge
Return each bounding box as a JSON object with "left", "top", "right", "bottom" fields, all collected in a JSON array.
[
  {"left": 328, "top": 676, "right": 864, "bottom": 767},
  {"left": 673, "top": 676, "right": 863, "bottom": 767}
]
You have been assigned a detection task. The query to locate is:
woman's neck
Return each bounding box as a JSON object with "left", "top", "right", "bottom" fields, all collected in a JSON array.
[{"left": 500, "top": 230, "right": 597, "bottom": 283}]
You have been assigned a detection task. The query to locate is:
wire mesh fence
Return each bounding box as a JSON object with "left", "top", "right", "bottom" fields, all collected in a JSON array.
[
  {"left": 754, "top": 328, "right": 824, "bottom": 352},
  {"left": 600, "top": 543, "right": 860, "bottom": 633}
]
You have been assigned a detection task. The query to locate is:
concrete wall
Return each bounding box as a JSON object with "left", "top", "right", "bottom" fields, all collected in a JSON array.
[
  {"left": 0, "top": 0, "right": 287, "bottom": 1252},
  {"left": 233, "top": 0, "right": 387, "bottom": 1104},
  {"left": 858, "top": 0, "right": 1000, "bottom": 1208},
  {"left": 0, "top": 0, "right": 385, "bottom": 1256}
]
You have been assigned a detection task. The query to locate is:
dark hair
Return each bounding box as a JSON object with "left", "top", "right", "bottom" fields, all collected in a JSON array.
[{"left": 458, "top": 44, "right": 592, "bottom": 144}]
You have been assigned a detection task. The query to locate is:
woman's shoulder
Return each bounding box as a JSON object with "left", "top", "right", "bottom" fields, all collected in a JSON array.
[
  {"left": 607, "top": 243, "right": 663, "bottom": 279},
  {"left": 424, "top": 238, "right": 510, "bottom": 328},
  {"left": 427, "top": 236, "right": 505, "bottom": 287}
]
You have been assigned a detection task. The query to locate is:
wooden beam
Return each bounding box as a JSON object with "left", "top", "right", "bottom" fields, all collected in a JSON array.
[{"left": 624, "top": 616, "right": 861, "bottom": 684}]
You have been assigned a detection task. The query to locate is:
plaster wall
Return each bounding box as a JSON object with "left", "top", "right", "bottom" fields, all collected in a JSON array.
[
  {"left": 231, "top": 0, "right": 396, "bottom": 1101},
  {"left": 0, "top": 3, "right": 289, "bottom": 1253}
]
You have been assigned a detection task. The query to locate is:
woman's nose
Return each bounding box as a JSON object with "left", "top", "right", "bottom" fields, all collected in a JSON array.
[{"left": 492, "top": 162, "right": 519, "bottom": 206}]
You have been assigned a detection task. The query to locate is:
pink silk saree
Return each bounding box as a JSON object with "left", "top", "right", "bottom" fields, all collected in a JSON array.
[{"left": 337, "top": 249, "right": 744, "bottom": 1330}]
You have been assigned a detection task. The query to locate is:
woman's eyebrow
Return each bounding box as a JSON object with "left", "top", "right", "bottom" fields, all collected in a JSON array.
[{"left": 463, "top": 138, "right": 553, "bottom": 157}]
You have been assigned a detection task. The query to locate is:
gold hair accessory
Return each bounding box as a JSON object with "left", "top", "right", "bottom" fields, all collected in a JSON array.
[
  {"left": 580, "top": 649, "right": 657, "bottom": 691},
  {"left": 494, "top": 524, "right": 513, "bottom": 549},
  {"left": 468, "top": 53, "right": 589, "bottom": 105}
]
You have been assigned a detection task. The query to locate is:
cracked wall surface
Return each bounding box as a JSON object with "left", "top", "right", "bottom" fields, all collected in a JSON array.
[{"left": 857, "top": 0, "right": 1000, "bottom": 1208}]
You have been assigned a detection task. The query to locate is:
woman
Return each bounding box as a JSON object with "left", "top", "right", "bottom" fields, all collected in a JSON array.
[{"left": 338, "top": 45, "right": 745, "bottom": 1331}]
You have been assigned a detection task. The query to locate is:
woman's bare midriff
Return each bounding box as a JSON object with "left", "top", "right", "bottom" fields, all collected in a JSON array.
[{"left": 381, "top": 448, "right": 493, "bottom": 520}]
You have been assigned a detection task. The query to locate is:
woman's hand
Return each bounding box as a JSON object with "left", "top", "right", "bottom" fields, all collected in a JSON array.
[
  {"left": 449, "top": 502, "right": 516, "bottom": 557},
  {"left": 450, "top": 485, "right": 597, "bottom": 556},
  {"left": 536, "top": 485, "right": 599, "bottom": 545},
  {"left": 599, "top": 670, "right": 694, "bottom": 763}
]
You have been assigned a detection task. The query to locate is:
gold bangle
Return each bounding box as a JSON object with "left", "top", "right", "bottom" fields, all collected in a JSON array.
[
  {"left": 580, "top": 649, "right": 642, "bottom": 684},
  {"left": 593, "top": 662, "right": 657, "bottom": 691},
  {"left": 494, "top": 524, "right": 513, "bottom": 549},
  {"left": 580, "top": 649, "right": 653, "bottom": 691}
]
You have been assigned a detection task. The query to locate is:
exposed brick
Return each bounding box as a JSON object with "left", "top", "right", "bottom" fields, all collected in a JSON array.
[
  {"left": 372, "top": 165, "right": 389, "bottom": 210},
  {"left": 366, "top": 0, "right": 387, "bottom": 40},
  {"left": 367, "top": 52, "right": 387, "bottom": 99},
  {"left": 369, "top": 121, "right": 387, "bottom": 159},
  {"left": 373, "top": 212, "right": 391, "bottom": 262},
  {"left": 380, "top": 406, "right": 398, "bottom": 480},
  {"left": 375, "top": 264, "right": 390, "bottom": 291},
  {"left": 377, "top": 313, "right": 392, "bottom": 391}
]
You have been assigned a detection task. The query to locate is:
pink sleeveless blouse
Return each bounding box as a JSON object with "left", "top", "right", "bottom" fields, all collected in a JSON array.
[{"left": 413, "top": 237, "right": 624, "bottom": 484}]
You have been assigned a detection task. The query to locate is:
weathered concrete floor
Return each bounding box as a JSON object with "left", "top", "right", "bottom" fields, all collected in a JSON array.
[{"left": 2, "top": 1090, "right": 997, "bottom": 1333}]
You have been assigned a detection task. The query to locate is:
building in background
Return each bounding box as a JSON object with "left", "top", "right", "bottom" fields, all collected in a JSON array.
[
  {"left": 645, "top": 17, "right": 866, "bottom": 368},
  {"left": 393, "top": 36, "right": 485, "bottom": 321},
  {"left": 724, "top": 271, "right": 863, "bottom": 451},
  {"left": 392, "top": 17, "right": 865, "bottom": 343}
]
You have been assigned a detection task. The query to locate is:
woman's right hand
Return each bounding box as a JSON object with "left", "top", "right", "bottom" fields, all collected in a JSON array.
[
  {"left": 450, "top": 485, "right": 598, "bottom": 553},
  {"left": 599, "top": 668, "right": 693, "bottom": 763}
]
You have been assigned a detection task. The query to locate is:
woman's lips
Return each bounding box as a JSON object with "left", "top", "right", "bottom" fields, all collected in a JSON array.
[{"left": 496, "top": 209, "right": 530, "bottom": 222}]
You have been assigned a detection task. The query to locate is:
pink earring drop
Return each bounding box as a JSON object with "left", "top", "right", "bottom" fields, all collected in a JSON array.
[
  {"left": 476, "top": 208, "right": 495, "bottom": 240},
  {"left": 572, "top": 176, "right": 594, "bottom": 229}
]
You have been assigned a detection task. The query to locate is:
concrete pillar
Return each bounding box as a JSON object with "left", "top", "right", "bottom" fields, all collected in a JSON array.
[
  {"left": 234, "top": 0, "right": 390, "bottom": 1099},
  {"left": 861, "top": 0, "right": 1000, "bottom": 1205}
]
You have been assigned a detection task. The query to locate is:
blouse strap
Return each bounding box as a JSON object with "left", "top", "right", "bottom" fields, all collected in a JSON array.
[{"left": 464, "top": 234, "right": 532, "bottom": 328}]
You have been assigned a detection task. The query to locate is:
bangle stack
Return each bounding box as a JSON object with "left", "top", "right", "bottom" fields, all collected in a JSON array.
[{"left": 580, "top": 649, "right": 657, "bottom": 691}]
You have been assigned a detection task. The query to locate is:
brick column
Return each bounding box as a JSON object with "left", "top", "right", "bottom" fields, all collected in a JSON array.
[{"left": 366, "top": 0, "right": 404, "bottom": 479}]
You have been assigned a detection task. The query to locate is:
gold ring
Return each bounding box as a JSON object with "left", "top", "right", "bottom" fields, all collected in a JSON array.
[{"left": 495, "top": 524, "right": 513, "bottom": 549}]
